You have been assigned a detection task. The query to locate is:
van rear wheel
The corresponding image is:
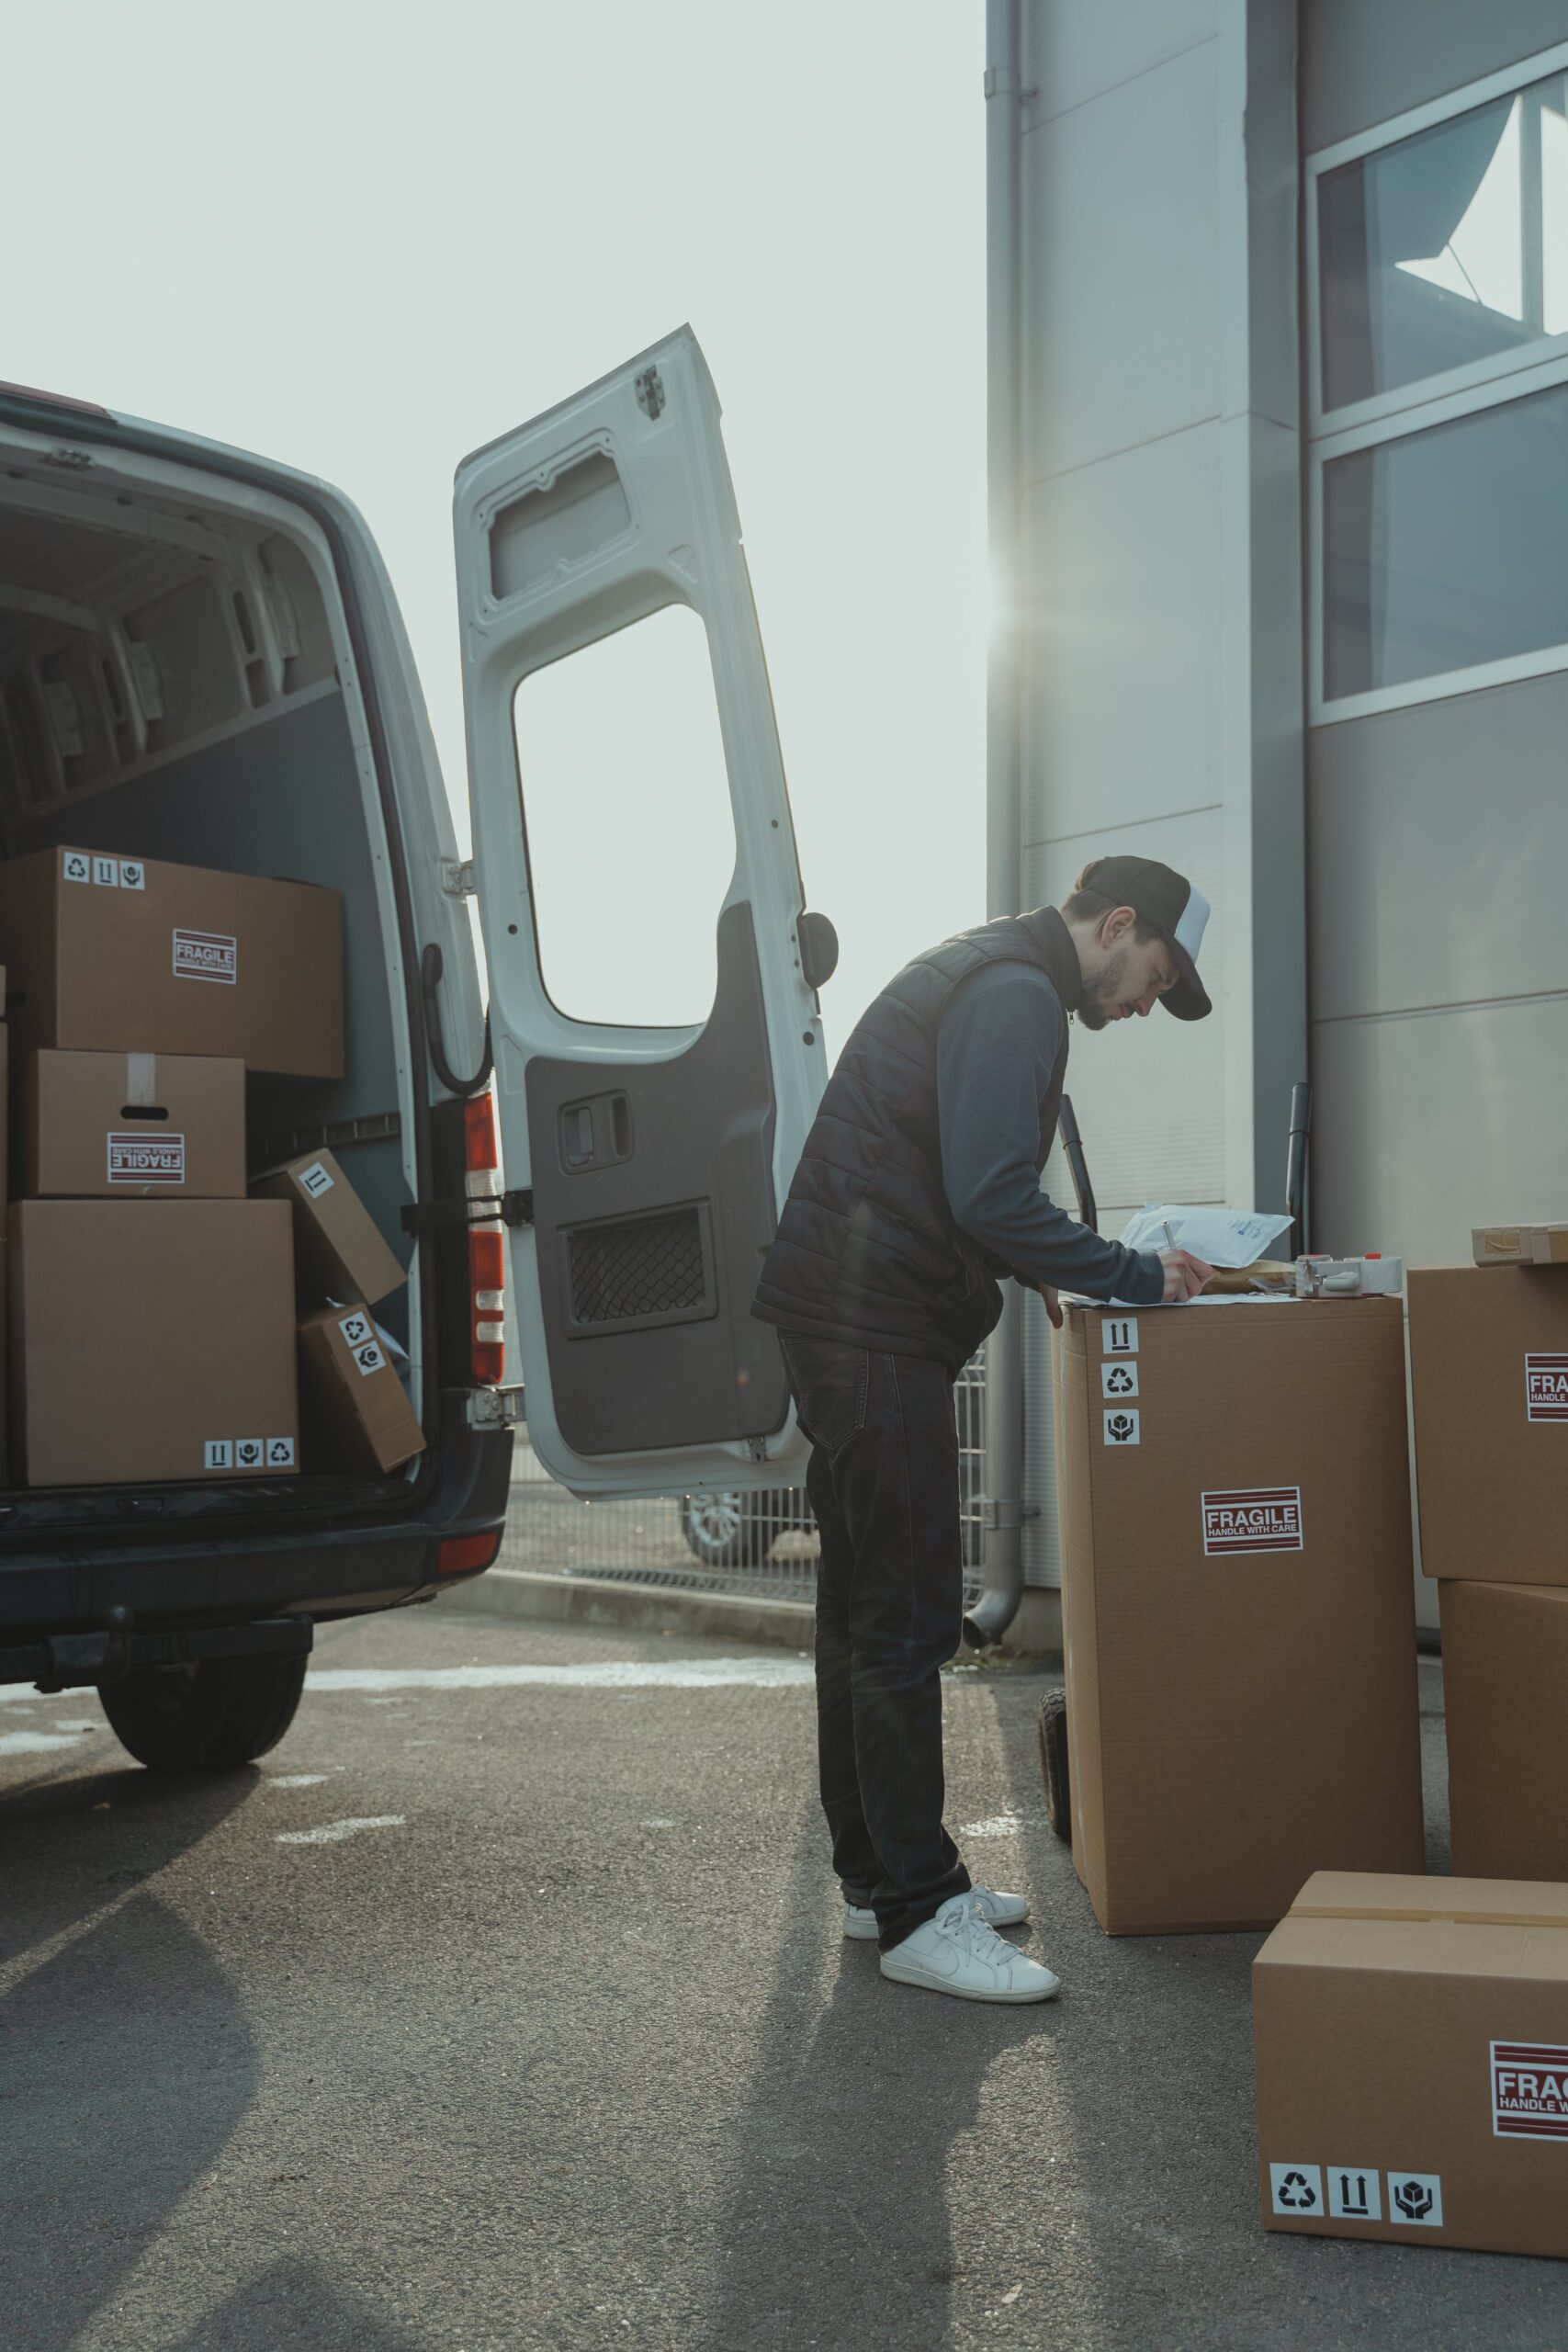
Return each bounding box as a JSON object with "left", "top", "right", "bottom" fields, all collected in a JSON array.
[{"left": 98, "top": 1654, "right": 309, "bottom": 1772}]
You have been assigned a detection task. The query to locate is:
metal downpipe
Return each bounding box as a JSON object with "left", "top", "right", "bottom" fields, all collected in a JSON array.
[{"left": 965, "top": 0, "right": 1026, "bottom": 1648}]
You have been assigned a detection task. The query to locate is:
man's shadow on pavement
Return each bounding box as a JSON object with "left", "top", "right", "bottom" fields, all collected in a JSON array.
[{"left": 692, "top": 1788, "right": 1065, "bottom": 2350}]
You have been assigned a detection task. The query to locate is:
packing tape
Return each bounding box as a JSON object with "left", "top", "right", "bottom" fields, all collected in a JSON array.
[
  {"left": 125, "top": 1052, "right": 157, "bottom": 1108},
  {"left": 1292, "top": 1903, "right": 1568, "bottom": 1930}
]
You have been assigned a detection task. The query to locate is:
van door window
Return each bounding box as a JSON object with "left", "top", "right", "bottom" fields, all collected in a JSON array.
[{"left": 511, "top": 603, "right": 736, "bottom": 1028}]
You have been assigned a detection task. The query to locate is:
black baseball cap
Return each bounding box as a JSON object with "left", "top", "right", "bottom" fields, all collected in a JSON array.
[{"left": 1077, "top": 854, "right": 1213, "bottom": 1021}]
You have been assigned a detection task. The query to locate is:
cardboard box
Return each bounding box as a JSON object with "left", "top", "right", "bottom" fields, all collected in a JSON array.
[
  {"left": 0, "top": 845, "right": 343, "bottom": 1078},
  {"left": 1256, "top": 1871, "right": 1568, "bottom": 2259},
  {"left": 1473, "top": 1222, "right": 1568, "bottom": 1268},
  {"left": 250, "top": 1149, "right": 406, "bottom": 1306},
  {"left": 297, "top": 1305, "right": 425, "bottom": 1475},
  {"left": 10, "top": 1199, "right": 298, "bottom": 1487},
  {"left": 25, "top": 1049, "right": 246, "bottom": 1199},
  {"left": 1440, "top": 1580, "right": 1568, "bottom": 1881},
  {"left": 1408, "top": 1265, "right": 1568, "bottom": 1586},
  {"left": 1056, "top": 1298, "right": 1424, "bottom": 1934}
]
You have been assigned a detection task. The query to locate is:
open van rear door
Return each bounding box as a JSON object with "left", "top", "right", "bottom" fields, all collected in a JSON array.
[{"left": 456, "top": 328, "right": 829, "bottom": 1498}]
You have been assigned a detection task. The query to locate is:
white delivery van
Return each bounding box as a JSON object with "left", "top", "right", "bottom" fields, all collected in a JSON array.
[{"left": 0, "top": 327, "right": 829, "bottom": 1768}]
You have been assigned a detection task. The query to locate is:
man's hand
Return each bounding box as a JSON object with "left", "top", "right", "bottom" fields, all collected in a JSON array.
[
  {"left": 1039, "top": 1283, "right": 1063, "bottom": 1329},
  {"left": 1159, "top": 1248, "right": 1213, "bottom": 1302}
]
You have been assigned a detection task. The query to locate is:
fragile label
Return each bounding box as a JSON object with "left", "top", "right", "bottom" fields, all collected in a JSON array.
[
  {"left": 1386, "top": 2172, "right": 1443, "bottom": 2227},
  {"left": 1100, "top": 1361, "right": 1139, "bottom": 1399},
  {"left": 1101, "top": 1317, "right": 1139, "bottom": 1354},
  {"left": 1201, "top": 1486, "right": 1303, "bottom": 1555},
  {"left": 173, "top": 928, "right": 238, "bottom": 985},
  {"left": 299, "top": 1159, "right": 334, "bottom": 1198},
  {"left": 118, "top": 858, "right": 146, "bottom": 890},
  {"left": 1102, "top": 1408, "right": 1140, "bottom": 1445},
  {"left": 339, "top": 1312, "right": 386, "bottom": 1377},
  {"left": 1525, "top": 1355, "right": 1568, "bottom": 1422},
  {"left": 204, "top": 1437, "right": 293, "bottom": 1471},
  {"left": 107, "top": 1132, "right": 186, "bottom": 1185},
  {"left": 1493, "top": 2041, "right": 1568, "bottom": 2139},
  {"left": 234, "top": 1439, "right": 265, "bottom": 1469}
]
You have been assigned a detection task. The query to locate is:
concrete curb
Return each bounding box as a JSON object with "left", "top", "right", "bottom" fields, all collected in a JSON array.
[{"left": 434, "top": 1564, "right": 815, "bottom": 1652}]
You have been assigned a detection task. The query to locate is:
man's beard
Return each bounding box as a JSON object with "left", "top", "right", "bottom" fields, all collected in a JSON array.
[{"left": 1077, "top": 941, "right": 1135, "bottom": 1033}]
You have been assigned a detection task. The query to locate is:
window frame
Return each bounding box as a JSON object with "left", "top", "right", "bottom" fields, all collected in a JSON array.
[
  {"left": 1305, "top": 37, "right": 1568, "bottom": 441},
  {"left": 1308, "top": 345, "right": 1568, "bottom": 725},
  {"left": 1307, "top": 40, "right": 1568, "bottom": 724}
]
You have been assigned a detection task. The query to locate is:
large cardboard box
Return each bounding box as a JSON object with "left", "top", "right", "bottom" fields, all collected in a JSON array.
[
  {"left": 1440, "top": 1580, "right": 1568, "bottom": 1881},
  {"left": 1256, "top": 1871, "right": 1568, "bottom": 2259},
  {"left": 0, "top": 846, "right": 343, "bottom": 1078},
  {"left": 298, "top": 1305, "right": 425, "bottom": 1475},
  {"left": 1056, "top": 1298, "right": 1424, "bottom": 1934},
  {"left": 10, "top": 1199, "right": 298, "bottom": 1487},
  {"left": 1473, "top": 1222, "right": 1568, "bottom": 1268},
  {"left": 1408, "top": 1265, "right": 1568, "bottom": 1586},
  {"left": 250, "top": 1148, "right": 406, "bottom": 1306},
  {"left": 25, "top": 1049, "right": 246, "bottom": 1199}
]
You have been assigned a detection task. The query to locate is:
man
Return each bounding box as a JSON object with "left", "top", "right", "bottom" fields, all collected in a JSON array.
[{"left": 752, "top": 855, "right": 1215, "bottom": 2005}]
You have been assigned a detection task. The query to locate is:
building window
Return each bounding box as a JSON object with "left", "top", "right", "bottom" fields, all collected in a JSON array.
[
  {"left": 1309, "top": 42, "right": 1568, "bottom": 718},
  {"left": 1323, "top": 376, "right": 1568, "bottom": 701},
  {"left": 1318, "top": 68, "right": 1568, "bottom": 414}
]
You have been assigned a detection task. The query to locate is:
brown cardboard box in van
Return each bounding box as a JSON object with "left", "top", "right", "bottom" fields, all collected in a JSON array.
[
  {"left": 297, "top": 1305, "right": 425, "bottom": 1476},
  {"left": 25, "top": 1050, "right": 246, "bottom": 1198},
  {"left": 1440, "top": 1580, "right": 1568, "bottom": 1881},
  {"left": 0, "top": 845, "right": 343, "bottom": 1078},
  {"left": 1472, "top": 1222, "right": 1568, "bottom": 1268},
  {"left": 1408, "top": 1265, "right": 1568, "bottom": 1586},
  {"left": 9, "top": 1199, "right": 298, "bottom": 1487},
  {"left": 1256, "top": 1871, "right": 1568, "bottom": 2259},
  {"left": 250, "top": 1149, "right": 406, "bottom": 1306},
  {"left": 1055, "top": 1298, "right": 1424, "bottom": 1935}
]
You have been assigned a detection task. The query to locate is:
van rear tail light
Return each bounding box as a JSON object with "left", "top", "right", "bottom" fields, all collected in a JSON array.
[
  {"left": 437, "top": 1531, "right": 502, "bottom": 1577},
  {"left": 465, "top": 1089, "right": 505, "bottom": 1385}
]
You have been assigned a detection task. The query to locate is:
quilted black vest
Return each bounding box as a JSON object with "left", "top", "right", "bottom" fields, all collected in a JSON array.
[{"left": 752, "top": 905, "right": 1080, "bottom": 1371}]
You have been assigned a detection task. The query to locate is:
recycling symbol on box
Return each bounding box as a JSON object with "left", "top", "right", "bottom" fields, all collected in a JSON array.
[
  {"left": 1276, "top": 2170, "right": 1317, "bottom": 2210},
  {"left": 1104, "top": 1363, "right": 1137, "bottom": 1396},
  {"left": 63, "top": 851, "right": 90, "bottom": 882}
]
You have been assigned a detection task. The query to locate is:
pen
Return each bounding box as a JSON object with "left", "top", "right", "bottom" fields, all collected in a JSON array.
[{"left": 1162, "top": 1220, "right": 1176, "bottom": 1251}]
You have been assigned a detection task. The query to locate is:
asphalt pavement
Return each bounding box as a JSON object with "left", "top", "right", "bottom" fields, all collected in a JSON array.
[{"left": 3, "top": 1609, "right": 1562, "bottom": 2351}]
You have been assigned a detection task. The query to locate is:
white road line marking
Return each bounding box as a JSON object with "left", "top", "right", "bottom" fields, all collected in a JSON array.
[
  {"left": 276, "top": 1815, "right": 406, "bottom": 1847},
  {"left": 0, "top": 1729, "right": 92, "bottom": 1757},
  {"left": 269, "top": 1773, "right": 329, "bottom": 1788},
  {"left": 304, "top": 1659, "right": 814, "bottom": 1693},
  {"left": 960, "top": 1813, "right": 1032, "bottom": 1839}
]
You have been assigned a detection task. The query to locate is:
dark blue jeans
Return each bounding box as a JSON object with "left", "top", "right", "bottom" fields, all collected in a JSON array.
[{"left": 775, "top": 1332, "right": 972, "bottom": 1951}]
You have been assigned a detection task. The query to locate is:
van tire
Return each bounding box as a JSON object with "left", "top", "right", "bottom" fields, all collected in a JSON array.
[
  {"left": 98, "top": 1654, "right": 310, "bottom": 1772},
  {"left": 1038, "top": 1689, "right": 1072, "bottom": 1845}
]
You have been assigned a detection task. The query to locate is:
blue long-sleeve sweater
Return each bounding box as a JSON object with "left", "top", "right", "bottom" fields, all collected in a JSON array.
[{"left": 935, "top": 962, "right": 1164, "bottom": 1305}]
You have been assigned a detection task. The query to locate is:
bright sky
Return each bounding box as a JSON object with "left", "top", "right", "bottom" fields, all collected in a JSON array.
[{"left": 4, "top": 1, "right": 987, "bottom": 1056}]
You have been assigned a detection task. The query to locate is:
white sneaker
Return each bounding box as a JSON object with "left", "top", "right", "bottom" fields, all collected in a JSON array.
[
  {"left": 843, "top": 1883, "right": 1029, "bottom": 1941},
  {"left": 879, "top": 1894, "right": 1060, "bottom": 2004}
]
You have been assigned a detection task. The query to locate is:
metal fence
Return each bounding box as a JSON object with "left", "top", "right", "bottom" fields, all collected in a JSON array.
[{"left": 498, "top": 1354, "right": 989, "bottom": 1608}]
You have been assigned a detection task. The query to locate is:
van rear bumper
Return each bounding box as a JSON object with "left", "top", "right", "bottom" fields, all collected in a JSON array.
[{"left": 0, "top": 1421, "right": 513, "bottom": 1650}]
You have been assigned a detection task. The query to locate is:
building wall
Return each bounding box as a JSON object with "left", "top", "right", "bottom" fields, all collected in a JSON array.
[
  {"left": 1014, "top": 0, "right": 1304, "bottom": 1584},
  {"left": 1301, "top": 6, "right": 1568, "bottom": 1638}
]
